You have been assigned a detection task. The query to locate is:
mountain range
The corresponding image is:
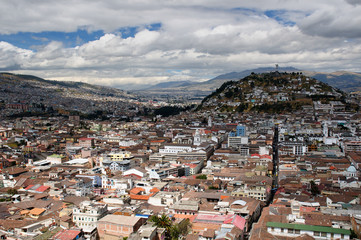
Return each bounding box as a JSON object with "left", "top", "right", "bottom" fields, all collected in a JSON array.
[{"left": 134, "top": 67, "right": 361, "bottom": 97}]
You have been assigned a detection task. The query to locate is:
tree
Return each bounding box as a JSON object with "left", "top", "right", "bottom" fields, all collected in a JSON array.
[
  {"left": 169, "top": 224, "right": 180, "bottom": 240},
  {"left": 149, "top": 214, "right": 172, "bottom": 239},
  {"left": 7, "top": 188, "right": 18, "bottom": 195},
  {"left": 177, "top": 219, "right": 191, "bottom": 236},
  {"left": 310, "top": 180, "right": 320, "bottom": 196},
  {"left": 149, "top": 214, "right": 172, "bottom": 233},
  {"left": 169, "top": 219, "right": 191, "bottom": 240},
  {"left": 196, "top": 174, "right": 207, "bottom": 179}
]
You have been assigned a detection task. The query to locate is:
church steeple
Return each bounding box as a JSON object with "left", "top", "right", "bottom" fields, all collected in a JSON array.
[{"left": 194, "top": 128, "right": 201, "bottom": 146}]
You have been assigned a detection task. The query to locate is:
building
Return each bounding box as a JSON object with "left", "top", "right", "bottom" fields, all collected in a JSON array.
[
  {"left": 73, "top": 201, "right": 108, "bottom": 239},
  {"left": 228, "top": 136, "right": 248, "bottom": 148},
  {"left": 78, "top": 138, "right": 94, "bottom": 148},
  {"left": 148, "top": 191, "right": 182, "bottom": 206},
  {"left": 52, "top": 229, "right": 84, "bottom": 240},
  {"left": 101, "top": 175, "right": 133, "bottom": 194},
  {"left": 229, "top": 125, "right": 246, "bottom": 137},
  {"left": 97, "top": 215, "right": 146, "bottom": 239},
  {"left": 267, "top": 222, "right": 351, "bottom": 240},
  {"left": 170, "top": 200, "right": 199, "bottom": 215},
  {"left": 345, "top": 141, "right": 361, "bottom": 152},
  {"left": 159, "top": 144, "right": 193, "bottom": 155},
  {"left": 101, "top": 151, "right": 134, "bottom": 172},
  {"left": 108, "top": 151, "right": 134, "bottom": 161},
  {"left": 46, "top": 154, "right": 67, "bottom": 165},
  {"left": 103, "top": 159, "right": 132, "bottom": 172},
  {"left": 279, "top": 141, "right": 308, "bottom": 156}
]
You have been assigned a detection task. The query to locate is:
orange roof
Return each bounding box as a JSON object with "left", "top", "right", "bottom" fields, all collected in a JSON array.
[
  {"left": 191, "top": 222, "right": 221, "bottom": 232},
  {"left": 220, "top": 195, "right": 230, "bottom": 200},
  {"left": 300, "top": 206, "right": 316, "bottom": 213},
  {"left": 130, "top": 187, "right": 145, "bottom": 195},
  {"left": 20, "top": 210, "right": 30, "bottom": 215},
  {"left": 173, "top": 214, "right": 197, "bottom": 222},
  {"left": 29, "top": 208, "right": 45, "bottom": 216},
  {"left": 151, "top": 140, "right": 165, "bottom": 143},
  {"left": 129, "top": 193, "right": 155, "bottom": 200}
]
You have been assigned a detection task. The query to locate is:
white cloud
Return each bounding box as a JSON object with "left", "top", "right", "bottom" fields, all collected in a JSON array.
[
  {"left": 299, "top": 4, "right": 361, "bottom": 38},
  {"left": 1, "top": 0, "right": 361, "bottom": 88},
  {"left": 0, "top": 41, "right": 33, "bottom": 69}
]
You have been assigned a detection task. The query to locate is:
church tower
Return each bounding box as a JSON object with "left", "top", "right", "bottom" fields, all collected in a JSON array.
[
  {"left": 208, "top": 116, "right": 212, "bottom": 127},
  {"left": 194, "top": 129, "right": 201, "bottom": 146}
]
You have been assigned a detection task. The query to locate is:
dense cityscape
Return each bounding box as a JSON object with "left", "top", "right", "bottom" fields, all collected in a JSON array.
[
  {"left": 1, "top": 1, "right": 361, "bottom": 239},
  {"left": 0, "top": 71, "right": 361, "bottom": 240}
]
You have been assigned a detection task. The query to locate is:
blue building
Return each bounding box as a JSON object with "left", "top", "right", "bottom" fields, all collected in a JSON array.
[{"left": 229, "top": 125, "right": 246, "bottom": 137}]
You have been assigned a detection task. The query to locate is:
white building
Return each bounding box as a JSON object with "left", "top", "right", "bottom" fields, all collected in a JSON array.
[
  {"left": 73, "top": 201, "right": 108, "bottom": 239},
  {"left": 101, "top": 175, "right": 133, "bottom": 193},
  {"left": 228, "top": 136, "right": 248, "bottom": 148},
  {"left": 148, "top": 191, "right": 181, "bottom": 206},
  {"left": 159, "top": 144, "right": 193, "bottom": 155},
  {"left": 46, "top": 154, "right": 66, "bottom": 165},
  {"left": 267, "top": 222, "right": 351, "bottom": 240}
]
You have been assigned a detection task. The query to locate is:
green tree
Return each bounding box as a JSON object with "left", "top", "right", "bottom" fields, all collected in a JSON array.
[
  {"left": 149, "top": 214, "right": 172, "bottom": 235},
  {"left": 196, "top": 174, "right": 207, "bottom": 179},
  {"left": 7, "top": 188, "right": 18, "bottom": 195},
  {"left": 178, "top": 219, "right": 191, "bottom": 236},
  {"left": 350, "top": 229, "right": 358, "bottom": 239},
  {"left": 310, "top": 180, "right": 320, "bottom": 196},
  {"left": 169, "top": 224, "right": 180, "bottom": 240}
]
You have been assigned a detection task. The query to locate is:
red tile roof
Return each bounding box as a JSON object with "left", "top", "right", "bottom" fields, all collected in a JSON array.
[
  {"left": 130, "top": 187, "right": 145, "bottom": 195},
  {"left": 35, "top": 185, "right": 50, "bottom": 193},
  {"left": 53, "top": 229, "right": 82, "bottom": 240},
  {"left": 25, "top": 185, "right": 34, "bottom": 190}
]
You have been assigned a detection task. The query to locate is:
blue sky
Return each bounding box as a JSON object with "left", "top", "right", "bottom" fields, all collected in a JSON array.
[
  {"left": 264, "top": 10, "right": 297, "bottom": 26},
  {"left": 0, "top": 23, "right": 162, "bottom": 50},
  {"left": 0, "top": 0, "right": 360, "bottom": 89}
]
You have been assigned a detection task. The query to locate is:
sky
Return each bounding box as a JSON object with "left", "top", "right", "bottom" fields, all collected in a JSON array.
[{"left": 0, "top": 0, "right": 361, "bottom": 89}]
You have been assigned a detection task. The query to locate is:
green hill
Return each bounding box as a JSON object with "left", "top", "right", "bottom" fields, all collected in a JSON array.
[{"left": 198, "top": 71, "right": 349, "bottom": 114}]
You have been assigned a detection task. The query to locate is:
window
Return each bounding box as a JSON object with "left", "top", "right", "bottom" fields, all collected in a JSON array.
[
  {"left": 314, "top": 232, "right": 321, "bottom": 236},
  {"left": 295, "top": 230, "right": 300, "bottom": 234},
  {"left": 321, "top": 232, "right": 327, "bottom": 237}
]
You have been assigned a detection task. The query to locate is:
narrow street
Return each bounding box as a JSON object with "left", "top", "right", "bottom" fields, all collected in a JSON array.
[
  {"left": 246, "top": 126, "right": 279, "bottom": 239},
  {"left": 266, "top": 125, "right": 279, "bottom": 206}
]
